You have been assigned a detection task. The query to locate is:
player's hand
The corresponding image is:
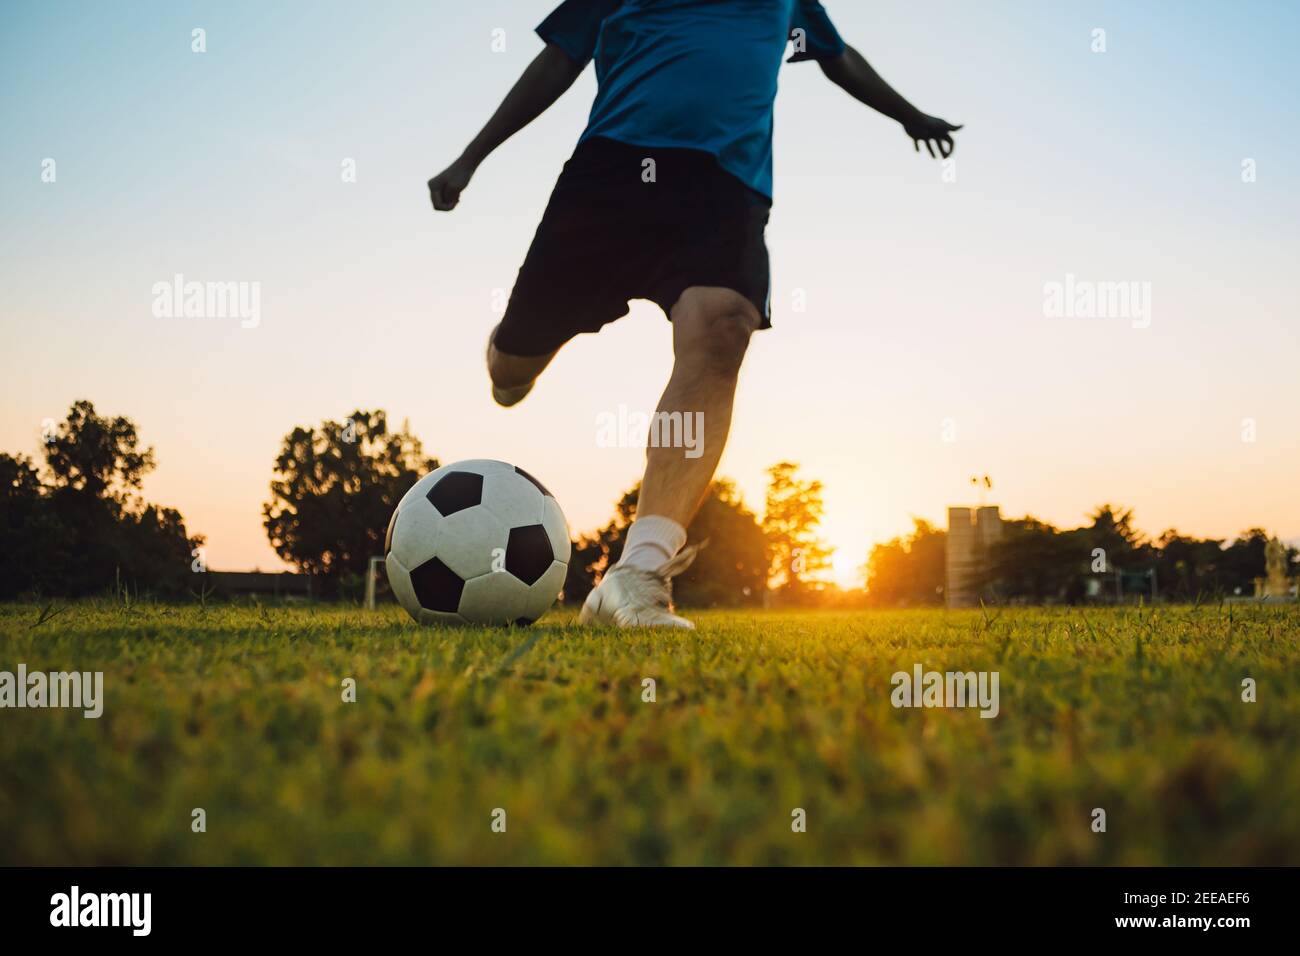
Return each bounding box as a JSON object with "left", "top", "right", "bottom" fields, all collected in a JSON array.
[
  {"left": 902, "top": 114, "right": 962, "bottom": 159},
  {"left": 428, "top": 159, "right": 474, "bottom": 211}
]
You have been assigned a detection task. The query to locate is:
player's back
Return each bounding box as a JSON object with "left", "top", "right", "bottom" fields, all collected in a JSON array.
[{"left": 541, "top": 0, "right": 845, "bottom": 197}]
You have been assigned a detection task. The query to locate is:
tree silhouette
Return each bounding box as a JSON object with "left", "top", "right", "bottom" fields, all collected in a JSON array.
[
  {"left": 859, "top": 505, "right": 1284, "bottom": 606},
  {"left": 0, "top": 401, "right": 201, "bottom": 597},
  {"left": 1084, "top": 504, "right": 1145, "bottom": 564},
  {"left": 989, "top": 517, "right": 1088, "bottom": 603},
  {"left": 1218, "top": 528, "right": 1296, "bottom": 595},
  {"left": 263, "top": 410, "right": 436, "bottom": 589},
  {"left": 44, "top": 399, "right": 155, "bottom": 502},
  {"left": 762, "top": 461, "right": 832, "bottom": 602},
  {"left": 0, "top": 452, "right": 69, "bottom": 597},
  {"left": 864, "top": 518, "right": 946, "bottom": 606}
]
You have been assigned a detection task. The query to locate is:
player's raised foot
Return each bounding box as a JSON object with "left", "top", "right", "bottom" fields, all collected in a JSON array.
[
  {"left": 487, "top": 324, "right": 535, "bottom": 408},
  {"left": 579, "top": 544, "right": 702, "bottom": 629},
  {"left": 492, "top": 381, "right": 533, "bottom": 408}
]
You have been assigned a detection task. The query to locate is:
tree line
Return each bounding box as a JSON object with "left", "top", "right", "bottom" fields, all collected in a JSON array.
[
  {"left": 864, "top": 507, "right": 1295, "bottom": 606},
  {"left": 2, "top": 401, "right": 1290, "bottom": 604},
  {"left": 1, "top": 400, "right": 201, "bottom": 598}
]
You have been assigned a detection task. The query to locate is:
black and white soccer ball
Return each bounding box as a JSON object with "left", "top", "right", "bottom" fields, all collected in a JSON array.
[{"left": 385, "top": 459, "right": 571, "bottom": 626}]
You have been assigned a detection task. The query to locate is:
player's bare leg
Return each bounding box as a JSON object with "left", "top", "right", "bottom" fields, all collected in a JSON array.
[
  {"left": 487, "top": 323, "right": 557, "bottom": 407},
  {"left": 581, "top": 286, "right": 759, "bottom": 628},
  {"left": 641, "top": 286, "right": 759, "bottom": 524}
]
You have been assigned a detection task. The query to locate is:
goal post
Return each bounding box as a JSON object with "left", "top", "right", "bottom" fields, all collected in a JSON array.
[{"left": 364, "top": 556, "right": 385, "bottom": 610}]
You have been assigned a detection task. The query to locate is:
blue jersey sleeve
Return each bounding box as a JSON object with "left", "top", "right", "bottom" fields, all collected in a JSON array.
[
  {"left": 536, "top": 0, "right": 622, "bottom": 68},
  {"left": 788, "top": 1, "right": 847, "bottom": 63}
]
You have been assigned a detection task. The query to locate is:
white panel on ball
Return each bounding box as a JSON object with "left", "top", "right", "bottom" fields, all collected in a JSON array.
[
  {"left": 480, "top": 471, "right": 545, "bottom": 527},
  {"left": 385, "top": 553, "right": 420, "bottom": 615},
  {"left": 398, "top": 469, "right": 442, "bottom": 510},
  {"left": 389, "top": 500, "right": 442, "bottom": 570},
  {"left": 435, "top": 507, "right": 508, "bottom": 580},
  {"left": 541, "top": 496, "right": 572, "bottom": 563},
  {"left": 419, "top": 606, "right": 467, "bottom": 627},
  {"left": 449, "top": 459, "right": 515, "bottom": 476},
  {"left": 460, "top": 570, "right": 534, "bottom": 624},
  {"left": 524, "top": 560, "right": 569, "bottom": 619}
]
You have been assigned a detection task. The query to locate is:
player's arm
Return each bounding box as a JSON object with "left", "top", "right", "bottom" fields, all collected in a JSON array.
[
  {"left": 818, "top": 45, "right": 962, "bottom": 158},
  {"left": 428, "top": 43, "right": 585, "bottom": 211}
]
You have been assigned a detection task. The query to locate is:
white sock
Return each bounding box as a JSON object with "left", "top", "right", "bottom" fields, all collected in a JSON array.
[{"left": 619, "top": 515, "right": 687, "bottom": 573}]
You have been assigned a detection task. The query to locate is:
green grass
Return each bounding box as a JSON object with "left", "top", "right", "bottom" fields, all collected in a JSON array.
[{"left": 2, "top": 600, "right": 1298, "bottom": 865}]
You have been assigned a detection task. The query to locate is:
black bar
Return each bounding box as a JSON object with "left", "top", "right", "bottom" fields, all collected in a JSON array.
[{"left": 0, "top": 866, "right": 1283, "bottom": 942}]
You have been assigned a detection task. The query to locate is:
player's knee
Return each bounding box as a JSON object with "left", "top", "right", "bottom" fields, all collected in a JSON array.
[
  {"left": 676, "top": 296, "right": 758, "bottom": 374},
  {"left": 699, "top": 309, "right": 756, "bottom": 373}
]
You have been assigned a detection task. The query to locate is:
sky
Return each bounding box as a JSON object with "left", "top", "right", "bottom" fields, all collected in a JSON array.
[{"left": 2, "top": 0, "right": 1297, "bottom": 583}]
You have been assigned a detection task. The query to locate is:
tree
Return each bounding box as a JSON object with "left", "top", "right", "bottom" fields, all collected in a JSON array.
[
  {"left": 264, "top": 410, "right": 436, "bottom": 589},
  {"left": 43, "top": 399, "right": 155, "bottom": 502},
  {"left": 119, "top": 504, "right": 204, "bottom": 595},
  {"left": 1218, "top": 528, "right": 1293, "bottom": 596},
  {"left": 1083, "top": 504, "right": 1146, "bottom": 569},
  {"left": 562, "top": 479, "right": 768, "bottom": 607},
  {"left": 562, "top": 488, "right": 637, "bottom": 606},
  {"left": 0, "top": 453, "right": 69, "bottom": 597},
  {"left": 990, "top": 517, "right": 1088, "bottom": 603},
  {"left": 1153, "top": 529, "right": 1227, "bottom": 599},
  {"left": 0, "top": 401, "right": 203, "bottom": 597},
  {"left": 676, "top": 479, "right": 769, "bottom": 607},
  {"left": 864, "top": 519, "right": 946, "bottom": 606},
  {"left": 762, "top": 461, "right": 832, "bottom": 603}
]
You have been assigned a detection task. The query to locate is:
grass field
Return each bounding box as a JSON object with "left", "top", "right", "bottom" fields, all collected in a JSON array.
[{"left": 2, "top": 600, "right": 1298, "bottom": 865}]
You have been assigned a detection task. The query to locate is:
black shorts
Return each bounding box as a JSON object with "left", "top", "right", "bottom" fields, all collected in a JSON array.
[{"left": 494, "top": 136, "right": 773, "bottom": 357}]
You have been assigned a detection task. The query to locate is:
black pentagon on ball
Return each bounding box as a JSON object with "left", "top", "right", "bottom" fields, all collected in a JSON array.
[
  {"left": 384, "top": 507, "right": 399, "bottom": 555},
  {"left": 426, "top": 470, "right": 482, "bottom": 516},
  {"left": 408, "top": 556, "right": 464, "bottom": 613},
  {"left": 505, "top": 524, "right": 553, "bottom": 586},
  {"left": 514, "top": 465, "right": 551, "bottom": 498}
]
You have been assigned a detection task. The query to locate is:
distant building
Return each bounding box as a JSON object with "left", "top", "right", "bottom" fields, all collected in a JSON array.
[{"left": 946, "top": 506, "right": 1003, "bottom": 608}]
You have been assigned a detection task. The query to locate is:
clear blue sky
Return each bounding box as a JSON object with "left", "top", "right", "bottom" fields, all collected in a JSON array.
[{"left": 2, "top": 1, "right": 1297, "bottom": 575}]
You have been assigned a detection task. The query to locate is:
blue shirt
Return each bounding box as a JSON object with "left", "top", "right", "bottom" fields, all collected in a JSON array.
[{"left": 537, "top": 0, "right": 845, "bottom": 198}]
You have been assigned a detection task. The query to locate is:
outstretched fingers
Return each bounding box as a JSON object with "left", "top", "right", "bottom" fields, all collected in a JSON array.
[{"left": 917, "top": 123, "right": 963, "bottom": 160}]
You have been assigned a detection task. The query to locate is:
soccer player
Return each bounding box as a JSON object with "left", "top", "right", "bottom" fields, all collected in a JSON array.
[{"left": 428, "top": 1, "right": 961, "bottom": 628}]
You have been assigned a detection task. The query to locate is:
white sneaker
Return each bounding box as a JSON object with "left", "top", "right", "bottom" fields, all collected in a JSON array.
[{"left": 579, "top": 544, "right": 703, "bottom": 629}]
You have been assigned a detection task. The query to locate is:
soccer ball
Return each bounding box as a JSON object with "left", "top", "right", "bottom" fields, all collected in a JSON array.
[{"left": 384, "top": 459, "right": 571, "bottom": 626}]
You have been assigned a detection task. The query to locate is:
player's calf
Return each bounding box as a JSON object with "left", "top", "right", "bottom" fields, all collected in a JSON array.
[{"left": 486, "top": 323, "right": 556, "bottom": 407}]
